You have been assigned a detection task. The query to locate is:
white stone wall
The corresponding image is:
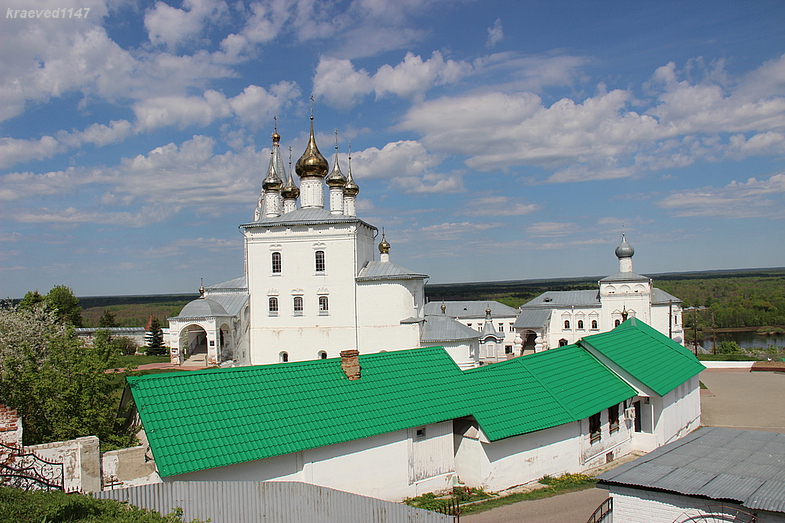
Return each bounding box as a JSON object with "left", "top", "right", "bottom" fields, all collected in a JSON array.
[
  {"left": 609, "top": 485, "right": 785, "bottom": 523},
  {"left": 654, "top": 376, "right": 701, "bottom": 447},
  {"left": 101, "top": 445, "right": 161, "bottom": 490},
  {"left": 171, "top": 421, "right": 456, "bottom": 501},
  {"left": 28, "top": 436, "right": 101, "bottom": 493}
]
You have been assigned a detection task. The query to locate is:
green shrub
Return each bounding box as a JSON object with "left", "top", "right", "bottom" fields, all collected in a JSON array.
[{"left": 0, "top": 487, "right": 206, "bottom": 523}]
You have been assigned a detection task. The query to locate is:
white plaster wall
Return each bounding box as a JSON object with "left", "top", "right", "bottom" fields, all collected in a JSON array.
[
  {"left": 650, "top": 302, "right": 684, "bottom": 344},
  {"left": 546, "top": 307, "right": 603, "bottom": 349},
  {"left": 28, "top": 436, "right": 101, "bottom": 493},
  {"left": 654, "top": 376, "right": 701, "bottom": 447},
  {"left": 455, "top": 422, "right": 583, "bottom": 492},
  {"left": 171, "top": 422, "right": 455, "bottom": 501},
  {"left": 609, "top": 485, "right": 785, "bottom": 523},
  {"left": 245, "top": 221, "right": 376, "bottom": 364}
]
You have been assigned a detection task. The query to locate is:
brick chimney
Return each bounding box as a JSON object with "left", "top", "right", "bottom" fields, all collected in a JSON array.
[
  {"left": 340, "top": 349, "right": 361, "bottom": 381},
  {"left": 0, "top": 405, "right": 22, "bottom": 449}
]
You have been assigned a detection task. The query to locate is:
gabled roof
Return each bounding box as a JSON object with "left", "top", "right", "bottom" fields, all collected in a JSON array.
[
  {"left": 356, "top": 260, "right": 428, "bottom": 281},
  {"left": 651, "top": 287, "right": 682, "bottom": 305},
  {"left": 520, "top": 290, "right": 601, "bottom": 308},
  {"left": 423, "top": 301, "right": 519, "bottom": 318},
  {"left": 129, "top": 319, "right": 695, "bottom": 478},
  {"left": 420, "top": 315, "right": 481, "bottom": 342},
  {"left": 578, "top": 318, "right": 704, "bottom": 396},
  {"left": 599, "top": 427, "right": 785, "bottom": 514}
]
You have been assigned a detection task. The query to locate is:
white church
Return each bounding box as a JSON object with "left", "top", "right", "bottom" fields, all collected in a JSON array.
[
  {"left": 167, "top": 118, "right": 482, "bottom": 370},
  {"left": 167, "top": 117, "right": 684, "bottom": 370}
]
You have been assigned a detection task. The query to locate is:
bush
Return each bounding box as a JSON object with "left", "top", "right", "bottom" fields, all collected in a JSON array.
[
  {"left": 0, "top": 487, "right": 206, "bottom": 523},
  {"left": 718, "top": 341, "right": 743, "bottom": 355}
]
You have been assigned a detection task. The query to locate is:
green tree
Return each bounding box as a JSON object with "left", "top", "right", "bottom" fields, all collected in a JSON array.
[
  {"left": 146, "top": 317, "right": 166, "bottom": 355},
  {"left": 718, "top": 341, "right": 743, "bottom": 355},
  {"left": 44, "top": 285, "right": 83, "bottom": 327},
  {"left": 17, "top": 290, "right": 44, "bottom": 311},
  {"left": 0, "top": 306, "right": 132, "bottom": 446},
  {"left": 99, "top": 309, "right": 118, "bottom": 328}
]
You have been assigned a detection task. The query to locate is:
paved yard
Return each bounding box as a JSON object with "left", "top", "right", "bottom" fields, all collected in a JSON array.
[
  {"left": 464, "top": 368, "right": 785, "bottom": 522},
  {"left": 700, "top": 369, "right": 785, "bottom": 434}
]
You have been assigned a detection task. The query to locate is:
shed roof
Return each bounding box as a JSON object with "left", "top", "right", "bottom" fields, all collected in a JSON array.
[
  {"left": 599, "top": 427, "right": 785, "bottom": 514},
  {"left": 579, "top": 318, "right": 704, "bottom": 396}
]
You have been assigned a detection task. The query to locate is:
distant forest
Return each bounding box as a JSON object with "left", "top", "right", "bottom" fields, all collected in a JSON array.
[{"left": 74, "top": 267, "right": 785, "bottom": 330}]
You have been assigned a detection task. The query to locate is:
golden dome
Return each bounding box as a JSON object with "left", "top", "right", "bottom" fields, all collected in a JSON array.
[
  {"left": 295, "top": 117, "right": 329, "bottom": 179},
  {"left": 378, "top": 231, "right": 391, "bottom": 254}
]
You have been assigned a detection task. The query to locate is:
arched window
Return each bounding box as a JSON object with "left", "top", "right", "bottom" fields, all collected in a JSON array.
[
  {"left": 315, "top": 250, "right": 325, "bottom": 272},
  {"left": 279, "top": 351, "right": 288, "bottom": 363},
  {"left": 614, "top": 319, "right": 621, "bottom": 327},
  {"left": 564, "top": 320, "right": 570, "bottom": 329},
  {"left": 268, "top": 297, "right": 278, "bottom": 315},
  {"left": 318, "top": 351, "right": 327, "bottom": 359},
  {"left": 318, "top": 295, "right": 329, "bottom": 314},
  {"left": 577, "top": 320, "right": 584, "bottom": 329},
  {"left": 271, "top": 252, "right": 282, "bottom": 273},
  {"left": 591, "top": 319, "right": 598, "bottom": 329},
  {"left": 293, "top": 296, "right": 303, "bottom": 315},
  {"left": 559, "top": 338, "right": 568, "bottom": 347}
]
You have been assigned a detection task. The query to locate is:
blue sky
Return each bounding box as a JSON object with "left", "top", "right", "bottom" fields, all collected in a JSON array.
[{"left": 1, "top": 0, "right": 784, "bottom": 298}]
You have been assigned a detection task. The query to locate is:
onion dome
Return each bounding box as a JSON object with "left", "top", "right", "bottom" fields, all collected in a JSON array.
[
  {"left": 378, "top": 231, "right": 390, "bottom": 254},
  {"left": 262, "top": 131, "right": 283, "bottom": 191},
  {"left": 615, "top": 233, "right": 634, "bottom": 259},
  {"left": 295, "top": 117, "right": 329, "bottom": 178},
  {"left": 344, "top": 153, "right": 359, "bottom": 196},
  {"left": 281, "top": 170, "right": 300, "bottom": 199},
  {"left": 326, "top": 136, "right": 347, "bottom": 188}
]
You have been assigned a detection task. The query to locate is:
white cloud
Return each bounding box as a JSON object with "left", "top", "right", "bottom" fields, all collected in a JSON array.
[
  {"left": 486, "top": 18, "right": 503, "bottom": 48},
  {"left": 466, "top": 196, "right": 539, "bottom": 217},
  {"left": 657, "top": 172, "right": 785, "bottom": 218},
  {"left": 314, "top": 51, "right": 473, "bottom": 108},
  {"left": 397, "top": 56, "right": 785, "bottom": 183},
  {"left": 526, "top": 222, "right": 574, "bottom": 238},
  {"left": 145, "top": 0, "right": 229, "bottom": 50}
]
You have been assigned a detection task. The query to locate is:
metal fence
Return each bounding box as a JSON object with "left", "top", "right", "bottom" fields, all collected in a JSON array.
[{"left": 95, "top": 481, "right": 454, "bottom": 523}]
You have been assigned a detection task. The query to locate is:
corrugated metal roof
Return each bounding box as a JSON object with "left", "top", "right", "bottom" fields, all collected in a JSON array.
[
  {"left": 130, "top": 321, "right": 659, "bottom": 477},
  {"left": 599, "top": 427, "right": 785, "bottom": 514},
  {"left": 514, "top": 309, "right": 552, "bottom": 329},
  {"left": 579, "top": 318, "right": 705, "bottom": 396},
  {"left": 599, "top": 271, "right": 651, "bottom": 283},
  {"left": 356, "top": 260, "right": 428, "bottom": 281},
  {"left": 206, "top": 276, "right": 247, "bottom": 291},
  {"left": 520, "top": 290, "right": 601, "bottom": 308},
  {"left": 240, "top": 207, "right": 376, "bottom": 231},
  {"left": 423, "top": 301, "right": 519, "bottom": 318},
  {"left": 421, "top": 315, "right": 481, "bottom": 342},
  {"left": 651, "top": 287, "right": 682, "bottom": 304}
]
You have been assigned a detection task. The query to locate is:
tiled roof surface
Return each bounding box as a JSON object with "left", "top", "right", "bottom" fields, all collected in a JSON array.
[
  {"left": 130, "top": 320, "right": 694, "bottom": 478},
  {"left": 599, "top": 427, "right": 785, "bottom": 514},
  {"left": 579, "top": 318, "right": 704, "bottom": 396}
]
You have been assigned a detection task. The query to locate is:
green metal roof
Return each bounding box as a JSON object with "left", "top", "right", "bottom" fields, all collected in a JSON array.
[
  {"left": 578, "top": 318, "right": 705, "bottom": 396},
  {"left": 129, "top": 320, "right": 691, "bottom": 478}
]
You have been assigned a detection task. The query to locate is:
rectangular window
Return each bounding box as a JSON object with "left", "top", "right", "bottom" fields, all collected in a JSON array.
[
  {"left": 415, "top": 427, "right": 426, "bottom": 441},
  {"left": 315, "top": 250, "right": 325, "bottom": 272},
  {"left": 293, "top": 296, "right": 303, "bottom": 316},
  {"left": 609, "top": 404, "right": 620, "bottom": 434},
  {"left": 318, "top": 295, "right": 329, "bottom": 315},
  {"left": 589, "top": 413, "right": 601, "bottom": 444},
  {"left": 271, "top": 252, "right": 282, "bottom": 273},
  {"left": 498, "top": 323, "right": 504, "bottom": 332}
]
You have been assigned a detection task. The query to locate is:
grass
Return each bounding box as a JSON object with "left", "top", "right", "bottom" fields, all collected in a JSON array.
[
  {"left": 117, "top": 354, "right": 171, "bottom": 367},
  {"left": 404, "top": 474, "right": 598, "bottom": 516}
]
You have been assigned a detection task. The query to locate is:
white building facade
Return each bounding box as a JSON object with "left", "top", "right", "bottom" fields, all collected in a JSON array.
[{"left": 514, "top": 235, "right": 684, "bottom": 354}]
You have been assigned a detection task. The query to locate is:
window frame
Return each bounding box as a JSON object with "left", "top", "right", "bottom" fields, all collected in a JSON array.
[
  {"left": 315, "top": 250, "right": 325, "bottom": 273},
  {"left": 271, "top": 251, "right": 282, "bottom": 274},
  {"left": 589, "top": 412, "right": 602, "bottom": 444},
  {"left": 268, "top": 296, "right": 278, "bottom": 316},
  {"left": 293, "top": 296, "right": 303, "bottom": 316}
]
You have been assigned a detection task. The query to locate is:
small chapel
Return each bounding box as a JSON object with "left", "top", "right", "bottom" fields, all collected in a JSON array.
[{"left": 166, "top": 117, "right": 480, "bottom": 369}]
